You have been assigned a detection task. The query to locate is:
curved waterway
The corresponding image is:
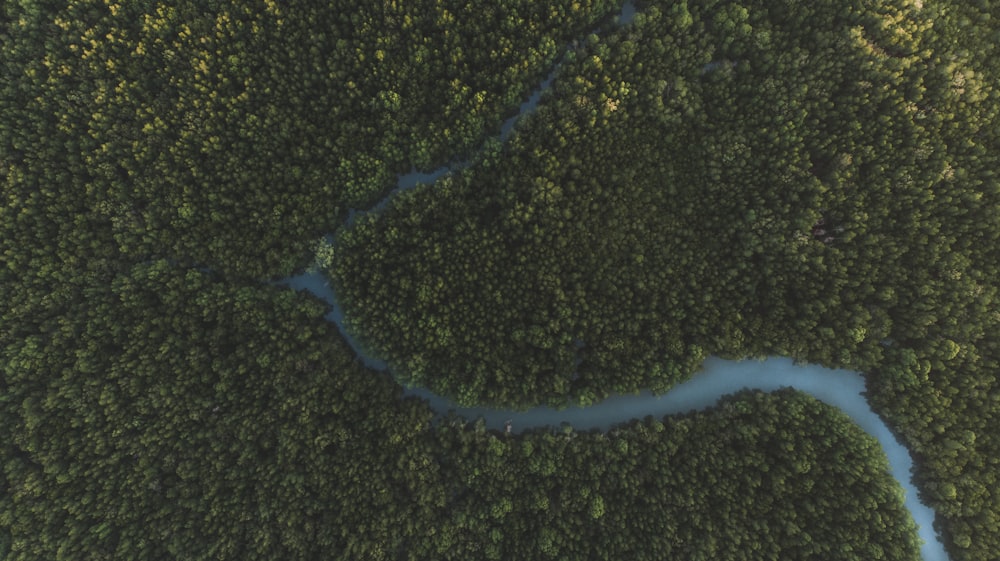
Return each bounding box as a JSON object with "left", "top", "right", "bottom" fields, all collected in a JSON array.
[
  {"left": 280, "top": 271, "right": 947, "bottom": 561},
  {"left": 280, "top": 2, "right": 948, "bottom": 559}
]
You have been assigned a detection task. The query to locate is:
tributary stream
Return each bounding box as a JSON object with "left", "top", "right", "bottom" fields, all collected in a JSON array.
[{"left": 280, "top": 2, "right": 950, "bottom": 559}]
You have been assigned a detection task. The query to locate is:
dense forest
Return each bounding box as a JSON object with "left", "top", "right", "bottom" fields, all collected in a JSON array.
[
  {"left": 330, "top": 0, "right": 1000, "bottom": 557},
  {"left": 0, "top": 264, "right": 923, "bottom": 560},
  {"left": 1, "top": 0, "right": 619, "bottom": 279},
  {"left": 2, "top": 0, "right": 997, "bottom": 560}
]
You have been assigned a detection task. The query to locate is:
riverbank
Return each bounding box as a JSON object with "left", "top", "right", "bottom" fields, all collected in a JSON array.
[{"left": 279, "top": 269, "right": 946, "bottom": 560}]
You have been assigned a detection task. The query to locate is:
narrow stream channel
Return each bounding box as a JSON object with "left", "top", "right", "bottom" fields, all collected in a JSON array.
[{"left": 279, "top": 2, "right": 950, "bottom": 559}]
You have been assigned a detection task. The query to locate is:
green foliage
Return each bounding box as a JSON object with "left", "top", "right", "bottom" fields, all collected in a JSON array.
[
  {"left": 0, "top": 0, "right": 619, "bottom": 278},
  {"left": 1, "top": 264, "right": 443, "bottom": 560},
  {"left": 3, "top": 0, "right": 999, "bottom": 560},
  {"left": 334, "top": 0, "right": 1000, "bottom": 408},
  {"left": 329, "top": 1, "right": 1000, "bottom": 557},
  {"left": 429, "top": 390, "right": 922, "bottom": 561}
]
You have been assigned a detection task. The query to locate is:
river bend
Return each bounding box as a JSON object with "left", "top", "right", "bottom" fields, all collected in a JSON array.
[{"left": 278, "top": 2, "right": 949, "bottom": 559}]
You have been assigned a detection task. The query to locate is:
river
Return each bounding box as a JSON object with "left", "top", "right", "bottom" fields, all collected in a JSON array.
[
  {"left": 280, "top": 270, "right": 947, "bottom": 561},
  {"left": 279, "top": 1, "right": 949, "bottom": 559}
]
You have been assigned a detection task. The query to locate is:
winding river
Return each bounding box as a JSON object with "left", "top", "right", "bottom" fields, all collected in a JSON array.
[
  {"left": 279, "top": 2, "right": 949, "bottom": 559},
  {"left": 281, "top": 271, "right": 947, "bottom": 561}
]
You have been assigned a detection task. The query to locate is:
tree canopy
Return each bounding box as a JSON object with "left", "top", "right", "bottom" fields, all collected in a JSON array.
[
  {"left": 2, "top": 0, "right": 998, "bottom": 559},
  {"left": 1, "top": 0, "right": 619, "bottom": 278},
  {"left": 0, "top": 268, "right": 922, "bottom": 559},
  {"left": 330, "top": 0, "right": 1000, "bottom": 556}
]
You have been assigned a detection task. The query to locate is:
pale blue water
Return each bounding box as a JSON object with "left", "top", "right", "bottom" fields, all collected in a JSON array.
[
  {"left": 280, "top": 2, "right": 951, "bottom": 558},
  {"left": 280, "top": 271, "right": 387, "bottom": 371}
]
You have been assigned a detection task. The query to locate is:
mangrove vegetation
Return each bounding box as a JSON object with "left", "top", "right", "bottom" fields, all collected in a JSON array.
[{"left": 2, "top": 0, "right": 998, "bottom": 559}]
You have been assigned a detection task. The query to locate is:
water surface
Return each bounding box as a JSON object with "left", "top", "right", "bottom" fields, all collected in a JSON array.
[
  {"left": 279, "top": 271, "right": 946, "bottom": 561},
  {"left": 280, "top": 2, "right": 949, "bottom": 557}
]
